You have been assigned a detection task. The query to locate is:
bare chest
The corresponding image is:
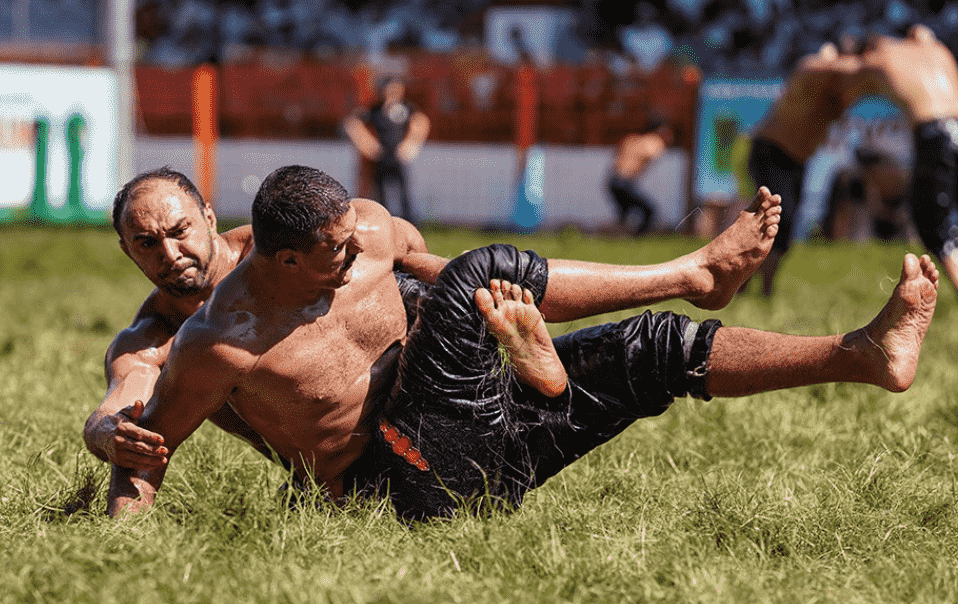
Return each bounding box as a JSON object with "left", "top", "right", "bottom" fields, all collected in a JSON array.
[{"left": 234, "top": 286, "right": 406, "bottom": 414}]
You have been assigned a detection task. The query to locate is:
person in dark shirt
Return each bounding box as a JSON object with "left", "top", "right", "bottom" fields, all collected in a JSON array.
[{"left": 344, "top": 76, "right": 431, "bottom": 223}]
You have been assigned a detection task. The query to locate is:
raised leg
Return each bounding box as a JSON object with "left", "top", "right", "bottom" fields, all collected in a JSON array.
[
  {"left": 706, "top": 254, "right": 939, "bottom": 396},
  {"left": 540, "top": 187, "right": 782, "bottom": 322},
  {"left": 475, "top": 279, "right": 568, "bottom": 397}
]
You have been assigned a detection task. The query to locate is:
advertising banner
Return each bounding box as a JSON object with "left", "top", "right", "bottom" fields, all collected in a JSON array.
[
  {"left": 0, "top": 64, "right": 119, "bottom": 224},
  {"left": 693, "top": 76, "right": 783, "bottom": 202}
]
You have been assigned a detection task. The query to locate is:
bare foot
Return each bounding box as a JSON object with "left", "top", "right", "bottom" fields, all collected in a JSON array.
[
  {"left": 685, "top": 186, "right": 783, "bottom": 310},
  {"left": 475, "top": 279, "right": 568, "bottom": 398},
  {"left": 844, "top": 253, "right": 939, "bottom": 392}
]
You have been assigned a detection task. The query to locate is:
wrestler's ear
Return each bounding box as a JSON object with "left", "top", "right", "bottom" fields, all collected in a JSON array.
[
  {"left": 201, "top": 202, "right": 217, "bottom": 232},
  {"left": 275, "top": 249, "right": 300, "bottom": 272}
]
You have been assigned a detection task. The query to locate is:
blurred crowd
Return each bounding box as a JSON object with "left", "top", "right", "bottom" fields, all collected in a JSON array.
[
  {"left": 115, "top": 0, "right": 958, "bottom": 74},
  {"left": 4, "top": 0, "right": 958, "bottom": 75}
]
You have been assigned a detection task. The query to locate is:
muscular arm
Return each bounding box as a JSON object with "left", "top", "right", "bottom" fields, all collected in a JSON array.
[
  {"left": 85, "top": 320, "right": 171, "bottom": 469},
  {"left": 389, "top": 213, "right": 449, "bottom": 283},
  {"left": 107, "top": 328, "right": 242, "bottom": 518},
  {"left": 88, "top": 312, "right": 280, "bottom": 470}
]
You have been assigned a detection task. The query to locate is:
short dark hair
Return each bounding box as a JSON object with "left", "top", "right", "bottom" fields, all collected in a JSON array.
[
  {"left": 112, "top": 166, "right": 204, "bottom": 235},
  {"left": 251, "top": 165, "right": 350, "bottom": 257}
]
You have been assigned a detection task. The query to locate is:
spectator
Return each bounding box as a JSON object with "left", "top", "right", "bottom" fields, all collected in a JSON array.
[{"left": 343, "top": 75, "right": 430, "bottom": 223}]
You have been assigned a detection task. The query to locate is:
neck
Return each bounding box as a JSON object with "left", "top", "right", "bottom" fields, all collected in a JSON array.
[{"left": 247, "top": 254, "right": 336, "bottom": 310}]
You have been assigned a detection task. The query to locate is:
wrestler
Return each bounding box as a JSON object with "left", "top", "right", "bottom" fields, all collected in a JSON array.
[
  {"left": 85, "top": 167, "right": 430, "bottom": 471},
  {"left": 606, "top": 122, "right": 673, "bottom": 236},
  {"left": 748, "top": 42, "right": 864, "bottom": 296},
  {"left": 857, "top": 25, "right": 958, "bottom": 293},
  {"left": 107, "top": 166, "right": 937, "bottom": 521},
  {"left": 90, "top": 164, "right": 781, "bottom": 474}
]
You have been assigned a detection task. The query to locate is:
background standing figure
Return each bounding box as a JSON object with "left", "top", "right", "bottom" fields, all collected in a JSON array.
[
  {"left": 607, "top": 122, "right": 673, "bottom": 236},
  {"left": 344, "top": 75, "right": 431, "bottom": 223}
]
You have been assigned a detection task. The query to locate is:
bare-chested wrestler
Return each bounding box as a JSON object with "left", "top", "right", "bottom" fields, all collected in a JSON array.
[
  {"left": 91, "top": 163, "right": 786, "bottom": 475},
  {"left": 748, "top": 42, "right": 864, "bottom": 296},
  {"left": 607, "top": 122, "right": 673, "bottom": 235},
  {"left": 106, "top": 166, "right": 938, "bottom": 522},
  {"left": 90, "top": 160, "right": 784, "bottom": 470},
  {"left": 84, "top": 167, "right": 430, "bottom": 471},
  {"left": 856, "top": 25, "right": 958, "bottom": 294}
]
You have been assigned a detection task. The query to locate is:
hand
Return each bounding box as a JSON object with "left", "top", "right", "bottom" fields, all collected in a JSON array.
[
  {"left": 396, "top": 141, "right": 420, "bottom": 163},
  {"left": 100, "top": 401, "right": 169, "bottom": 470}
]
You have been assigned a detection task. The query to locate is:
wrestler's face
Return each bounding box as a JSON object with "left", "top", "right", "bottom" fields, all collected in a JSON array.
[
  {"left": 298, "top": 204, "right": 363, "bottom": 290},
  {"left": 119, "top": 180, "right": 216, "bottom": 298},
  {"left": 383, "top": 80, "right": 405, "bottom": 104}
]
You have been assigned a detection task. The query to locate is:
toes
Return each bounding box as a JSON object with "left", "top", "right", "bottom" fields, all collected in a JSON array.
[
  {"left": 475, "top": 287, "right": 496, "bottom": 315},
  {"left": 765, "top": 224, "right": 779, "bottom": 239},
  {"left": 901, "top": 253, "right": 920, "bottom": 280},
  {"left": 749, "top": 186, "right": 772, "bottom": 212},
  {"left": 522, "top": 288, "right": 534, "bottom": 305},
  {"left": 489, "top": 280, "right": 506, "bottom": 306}
]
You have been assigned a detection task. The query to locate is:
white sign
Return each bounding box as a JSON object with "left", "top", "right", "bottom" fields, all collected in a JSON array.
[{"left": 0, "top": 64, "right": 119, "bottom": 213}]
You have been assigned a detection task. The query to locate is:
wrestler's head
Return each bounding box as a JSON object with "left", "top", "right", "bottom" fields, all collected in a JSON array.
[
  {"left": 114, "top": 167, "right": 217, "bottom": 298},
  {"left": 377, "top": 75, "right": 406, "bottom": 104},
  {"left": 252, "top": 165, "right": 360, "bottom": 288}
]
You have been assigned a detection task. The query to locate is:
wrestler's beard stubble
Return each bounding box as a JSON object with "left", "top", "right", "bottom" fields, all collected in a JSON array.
[{"left": 160, "top": 260, "right": 208, "bottom": 298}]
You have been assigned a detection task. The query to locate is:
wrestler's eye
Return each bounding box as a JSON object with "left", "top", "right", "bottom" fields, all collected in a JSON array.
[{"left": 332, "top": 242, "right": 345, "bottom": 253}]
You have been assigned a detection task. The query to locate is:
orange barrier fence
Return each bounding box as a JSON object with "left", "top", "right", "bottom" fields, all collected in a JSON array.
[{"left": 134, "top": 54, "right": 699, "bottom": 151}]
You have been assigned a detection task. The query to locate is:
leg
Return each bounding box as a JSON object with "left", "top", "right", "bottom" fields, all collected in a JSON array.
[
  {"left": 539, "top": 186, "right": 782, "bottom": 321},
  {"left": 747, "top": 138, "right": 805, "bottom": 297},
  {"left": 607, "top": 175, "right": 633, "bottom": 230},
  {"left": 395, "top": 163, "right": 414, "bottom": 223},
  {"left": 908, "top": 119, "right": 958, "bottom": 293},
  {"left": 475, "top": 279, "right": 567, "bottom": 397},
  {"left": 628, "top": 187, "right": 656, "bottom": 235},
  {"left": 706, "top": 254, "right": 938, "bottom": 396}
]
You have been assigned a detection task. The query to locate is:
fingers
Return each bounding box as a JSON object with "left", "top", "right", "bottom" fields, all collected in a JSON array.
[
  {"left": 116, "top": 411, "right": 164, "bottom": 445},
  {"left": 121, "top": 400, "right": 145, "bottom": 421},
  {"left": 111, "top": 427, "right": 169, "bottom": 470},
  {"left": 113, "top": 446, "right": 168, "bottom": 471}
]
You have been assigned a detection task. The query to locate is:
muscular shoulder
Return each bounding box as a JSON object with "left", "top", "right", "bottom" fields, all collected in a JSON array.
[
  {"left": 353, "top": 198, "right": 428, "bottom": 261},
  {"left": 220, "top": 225, "right": 254, "bottom": 259},
  {"left": 166, "top": 301, "right": 255, "bottom": 381},
  {"left": 353, "top": 198, "right": 399, "bottom": 252}
]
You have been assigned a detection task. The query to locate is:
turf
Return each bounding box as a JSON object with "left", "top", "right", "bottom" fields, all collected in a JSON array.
[{"left": 1, "top": 224, "right": 957, "bottom": 603}]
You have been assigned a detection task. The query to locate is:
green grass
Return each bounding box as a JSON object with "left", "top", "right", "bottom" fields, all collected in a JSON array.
[{"left": 1, "top": 225, "right": 958, "bottom": 603}]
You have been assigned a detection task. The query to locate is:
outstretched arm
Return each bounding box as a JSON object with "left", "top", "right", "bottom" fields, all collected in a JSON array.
[
  {"left": 107, "top": 329, "right": 242, "bottom": 518},
  {"left": 85, "top": 320, "right": 171, "bottom": 470}
]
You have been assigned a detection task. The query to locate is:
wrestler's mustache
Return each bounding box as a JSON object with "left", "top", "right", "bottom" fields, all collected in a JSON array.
[{"left": 160, "top": 260, "right": 199, "bottom": 281}]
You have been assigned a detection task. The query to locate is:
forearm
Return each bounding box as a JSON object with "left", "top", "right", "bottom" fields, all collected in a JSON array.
[
  {"left": 83, "top": 410, "right": 112, "bottom": 461},
  {"left": 85, "top": 368, "right": 161, "bottom": 462},
  {"left": 399, "top": 252, "right": 448, "bottom": 284}
]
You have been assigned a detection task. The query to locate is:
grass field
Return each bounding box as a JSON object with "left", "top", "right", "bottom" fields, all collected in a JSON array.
[{"left": 1, "top": 224, "right": 957, "bottom": 603}]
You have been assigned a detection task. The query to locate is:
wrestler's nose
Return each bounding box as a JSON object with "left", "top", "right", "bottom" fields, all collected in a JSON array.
[{"left": 159, "top": 238, "right": 182, "bottom": 266}]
